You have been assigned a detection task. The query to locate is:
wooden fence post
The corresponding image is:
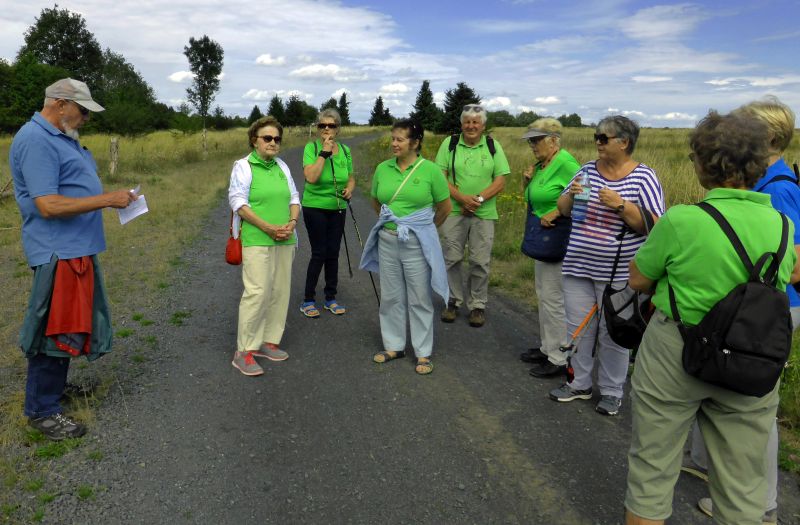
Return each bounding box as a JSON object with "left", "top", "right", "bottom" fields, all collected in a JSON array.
[{"left": 109, "top": 137, "right": 119, "bottom": 179}]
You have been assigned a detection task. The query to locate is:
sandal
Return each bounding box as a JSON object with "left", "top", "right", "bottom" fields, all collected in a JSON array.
[
  {"left": 373, "top": 350, "right": 405, "bottom": 363},
  {"left": 415, "top": 358, "right": 434, "bottom": 375},
  {"left": 300, "top": 302, "right": 320, "bottom": 318},
  {"left": 324, "top": 300, "right": 346, "bottom": 315}
]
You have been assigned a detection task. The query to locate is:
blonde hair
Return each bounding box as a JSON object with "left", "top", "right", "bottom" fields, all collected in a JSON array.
[{"left": 736, "top": 96, "right": 795, "bottom": 154}]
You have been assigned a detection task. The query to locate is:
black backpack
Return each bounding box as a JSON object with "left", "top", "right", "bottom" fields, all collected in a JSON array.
[
  {"left": 447, "top": 134, "right": 495, "bottom": 185},
  {"left": 668, "top": 202, "right": 791, "bottom": 397}
]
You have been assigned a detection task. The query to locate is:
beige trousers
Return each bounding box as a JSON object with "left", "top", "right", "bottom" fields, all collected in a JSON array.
[
  {"left": 237, "top": 245, "right": 295, "bottom": 352},
  {"left": 440, "top": 214, "right": 495, "bottom": 310}
]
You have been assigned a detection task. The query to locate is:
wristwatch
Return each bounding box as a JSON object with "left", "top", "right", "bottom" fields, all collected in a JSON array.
[
  {"left": 476, "top": 195, "right": 485, "bottom": 204},
  {"left": 615, "top": 201, "right": 625, "bottom": 214}
]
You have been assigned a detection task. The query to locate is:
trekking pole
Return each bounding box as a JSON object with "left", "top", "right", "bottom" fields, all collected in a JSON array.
[
  {"left": 560, "top": 304, "right": 598, "bottom": 382},
  {"left": 329, "top": 154, "right": 354, "bottom": 278},
  {"left": 346, "top": 200, "right": 380, "bottom": 305}
]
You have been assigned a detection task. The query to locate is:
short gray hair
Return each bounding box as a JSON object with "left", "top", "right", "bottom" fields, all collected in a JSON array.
[
  {"left": 318, "top": 108, "right": 342, "bottom": 127},
  {"left": 597, "top": 115, "right": 640, "bottom": 155},
  {"left": 460, "top": 104, "right": 487, "bottom": 125}
]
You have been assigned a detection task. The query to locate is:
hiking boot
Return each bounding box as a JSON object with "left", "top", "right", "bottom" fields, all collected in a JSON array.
[
  {"left": 232, "top": 351, "right": 264, "bottom": 376},
  {"left": 520, "top": 347, "right": 548, "bottom": 363},
  {"left": 29, "top": 413, "right": 87, "bottom": 441},
  {"left": 680, "top": 453, "right": 708, "bottom": 482},
  {"left": 252, "top": 343, "right": 289, "bottom": 362},
  {"left": 529, "top": 361, "right": 567, "bottom": 378},
  {"left": 697, "top": 498, "right": 777, "bottom": 524},
  {"left": 549, "top": 383, "right": 592, "bottom": 402},
  {"left": 468, "top": 308, "right": 485, "bottom": 327},
  {"left": 595, "top": 395, "right": 622, "bottom": 416},
  {"left": 441, "top": 300, "right": 458, "bottom": 323}
]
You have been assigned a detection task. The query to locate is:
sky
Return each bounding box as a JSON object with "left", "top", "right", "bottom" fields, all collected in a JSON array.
[{"left": 1, "top": 0, "right": 799, "bottom": 127}]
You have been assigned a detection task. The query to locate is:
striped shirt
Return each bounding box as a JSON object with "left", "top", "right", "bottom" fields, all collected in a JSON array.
[{"left": 562, "top": 161, "right": 665, "bottom": 281}]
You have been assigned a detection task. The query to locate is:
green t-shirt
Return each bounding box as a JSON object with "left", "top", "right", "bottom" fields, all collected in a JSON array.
[
  {"left": 635, "top": 188, "right": 796, "bottom": 326},
  {"left": 241, "top": 151, "right": 297, "bottom": 247},
  {"left": 301, "top": 141, "right": 352, "bottom": 210},
  {"left": 434, "top": 134, "right": 511, "bottom": 220},
  {"left": 524, "top": 148, "right": 581, "bottom": 216},
  {"left": 371, "top": 157, "right": 450, "bottom": 230}
]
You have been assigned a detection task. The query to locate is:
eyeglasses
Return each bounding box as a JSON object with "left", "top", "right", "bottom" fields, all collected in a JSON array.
[
  {"left": 317, "top": 123, "right": 338, "bottom": 130},
  {"left": 257, "top": 135, "right": 282, "bottom": 144},
  {"left": 463, "top": 104, "right": 484, "bottom": 113},
  {"left": 594, "top": 133, "right": 617, "bottom": 145},
  {"left": 527, "top": 136, "right": 548, "bottom": 145}
]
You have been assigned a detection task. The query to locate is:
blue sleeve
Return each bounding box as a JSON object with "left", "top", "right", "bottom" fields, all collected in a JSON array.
[
  {"left": 16, "top": 136, "right": 62, "bottom": 198},
  {"left": 763, "top": 182, "right": 800, "bottom": 245}
]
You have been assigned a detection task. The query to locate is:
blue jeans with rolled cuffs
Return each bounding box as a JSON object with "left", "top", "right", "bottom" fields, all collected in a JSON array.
[
  {"left": 25, "top": 353, "right": 70, "bottom": 418},
  {"left": 377, "top": 229, "right": 434, "bottom": 358}
]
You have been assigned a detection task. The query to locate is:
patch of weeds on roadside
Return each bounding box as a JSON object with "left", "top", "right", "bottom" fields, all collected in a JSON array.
[
  {"left": 115, "top": 328, "right": 134, "bottom": 338},
  {"left": 2, "top": 503, "right": 20, "bottom": 518},
  {"left": 140, "top": 319, "right": 154, "bottom": 326},
  {"left": 169, "top": 310, "right": 191, "bottom": 326},
  {"left": 87, "top": 450, "right": 103, "bottom": 461},
  {"left": 38, "top": 492, "right": 56, "bottom": 504},
  {"left": 13, "top": 270, "right": 28, "bottom": 278},
  {"left": 32, "top": 508, "right": 45, "bottom": 522},
  {"left": 144, "top": 335, "right": 158, "bottom": 348},
  {"left": 131, "top": 353, "right": 147, "bottom": 364},
  {"left": 77, "top": 484, "right": 94, "bottom": 500},
  {"left": 168, "top": 256, "right": 184, "bottom": 268},
  {"left": 24, "top": 429, "right": 46, "bottom": 445},
  {"left": 778, "top": 439, "right": 800, "bottom": 474},
  {"left": 24, "top": 478, "right": 43, "bottom": 492},
  {"left": 157, "top": 281, "right": 169, "bottom": 289},
  {"left": 35, "top": 438, "right": 82, "bottom": 459}
]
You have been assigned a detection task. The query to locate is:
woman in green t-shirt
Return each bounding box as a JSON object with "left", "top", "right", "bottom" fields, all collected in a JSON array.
[
  {"left": 519, "top": 118, "right": 580, "bottom": 379},
  {"left": 299, "top": 108, "right": 355, "bottom": 318},
  {"left": 228, "top": 116, "right": 300, "bottom": 377},
  {"left": 362, "top": 120, "right": 451, "bottom": 375}
]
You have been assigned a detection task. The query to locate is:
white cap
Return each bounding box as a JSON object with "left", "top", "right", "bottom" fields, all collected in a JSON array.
[{"left": 45, "top": 78, "right": 105, "bottom": 112}]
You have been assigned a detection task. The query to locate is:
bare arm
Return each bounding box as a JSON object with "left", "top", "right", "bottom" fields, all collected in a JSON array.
[
  {"left": 597, "top": 188, "right": 659, "bottom": 235},
  {"left": 557, "top": 190, "right": 576, "bottom": 217},
  {"left": 791, "top": 246, "right": 800, "bottom": 284},
  {"left": 479, "top": 175, "right": 506, "bottom": 201},
  {"left": 628, "top": 260, "right": 656, "bottom": 293},
  {"left": 35, "top": 190, "right": 136, "bottom": 219},
  {"left": 303, "top": 138, "right": 336, "bottom": 184},
  {"left": 434, "top": 198, "right": 452, "bottom": 227}
]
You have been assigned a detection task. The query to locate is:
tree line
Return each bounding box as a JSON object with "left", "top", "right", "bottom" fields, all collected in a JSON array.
[{"left": 0, "top": 6, "right": 583, "bottom": 135}]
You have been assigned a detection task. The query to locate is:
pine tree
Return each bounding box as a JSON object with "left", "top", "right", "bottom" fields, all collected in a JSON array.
[
  {"left": 368, "top": 96, "right": 393, "bottom": 126},
  {"left": 338, "top": 92, "right": 351, "bottom": 125},
  {"left": 320, "top": 97, "right": 337, "bottom": 112},
  {"left": 437, "top": 82, "right": 481, "bottom": 135},
  {"left": 409, "top": 80, "right": 442, "bottom": 131},
  {"left": 247, "top": 105, "right": 263, "bottom": 124},
  {"left": 266, "top": 95, "right": 284, "bottom": 123}
]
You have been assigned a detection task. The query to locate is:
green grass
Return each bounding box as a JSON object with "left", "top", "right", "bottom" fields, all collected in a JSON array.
[
  {"left": 87, "top": 450, "right": 103, "bottom": 461},
  {"left": 38, "top": 493, "right": 55, "bottom": 504},
  {"left": 115, "top": 328, "right": 134, "bottom": 338},
  {"left": 76, "top": 485, "right": 94, "bottom": 500},
  {"left": 169, "top": 310, "right": 191, "bottom": 326},
  {"left": 34, "top": 438, "right": 82, "bottom": 459},
  {"left": 23, "top": 479, "right": 43, "bottom": 492}
]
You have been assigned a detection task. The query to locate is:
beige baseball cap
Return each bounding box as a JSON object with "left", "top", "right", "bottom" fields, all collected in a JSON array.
[{"left": 45, "top": 78, "right": 105, "bottom": 112}]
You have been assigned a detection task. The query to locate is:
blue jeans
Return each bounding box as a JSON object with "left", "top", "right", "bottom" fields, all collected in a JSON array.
[{"left": 25, "top": 353, "right": 70, "bottom": 418}]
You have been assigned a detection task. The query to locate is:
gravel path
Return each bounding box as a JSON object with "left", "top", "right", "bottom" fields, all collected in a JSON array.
[{"left": 43, "top": 135, "right": 800, "bottom": 524}]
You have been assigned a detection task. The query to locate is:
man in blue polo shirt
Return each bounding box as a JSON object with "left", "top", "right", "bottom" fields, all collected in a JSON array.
[{"left": 10, "top": 78, "right": 135, "bottom": 440}]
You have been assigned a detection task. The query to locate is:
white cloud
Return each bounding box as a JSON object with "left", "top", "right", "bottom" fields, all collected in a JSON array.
[
  {"left": 517, "top": 105, "right": 550, "bottom": 115},
  {"left": 522, "top": 36, "right": 599, "bottom": 54},
  {"left": 467, "top": 19, "right": 541, "bottom": 33},
  {"left": 283, "top": 89, "right": 314, "bottom": 101},
  {"left": 632, "top": 76, "right": 672, "bottom": 83},
  {"left": 379, "top": 83, "right": 410, "bottom": 94},
  {"left": 651, "top": 112, "right": 698, "bottom": 121},
  {"left": 433, "top": 92, "right": 446, "bottom": 108},
  {"left": 484, "top": 97, "right": 512, "bottom": 110},
  {"left": 256, "top": 54, "right": 286, "bottom": 66},
  {"left": 168, "top": 71, "right": 194, "bottom": 83},
  {"left": 622, "top": 4, "right": 706, "bottom": 41},
  {"left": 706, "top": 75, "right": 800, "bottom": 88},
  {"left": 296, "top": 54, "right": 314, "bottom": 63},
  {"left": 607, "top": 107, "right": 620, "bottom": 113},
  {"left": 622, "top": 110, "right": 646, "bottom": 118},
  {"left": 289, "top": 63, "right": 367, "bottom": 82},
  {"left": 242, "top": 89, "right": 271, "bottom": 101},
  {"left": 534, "top": 96, "right": 560, "bottom": 105},
  {"left": 331, "top": 88, "right": 349, "bottom": 99}
]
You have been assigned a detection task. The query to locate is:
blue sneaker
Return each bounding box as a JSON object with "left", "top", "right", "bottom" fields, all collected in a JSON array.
[{"left": 324, "top": 300, "right": 346, "bottom": 315}]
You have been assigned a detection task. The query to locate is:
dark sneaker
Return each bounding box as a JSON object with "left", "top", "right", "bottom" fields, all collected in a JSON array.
[
  {"left": 468, "top": 308, "right": 485, "bottom": 327},
  {"left": 441, "top": 300, "right": 458, "bottom": 323},
  {"left": 520, "top": 347, "right": 548, "bottom": 363},
  {"left": 252, "top": 343, "right": 289, "bottom": 362},
  {"left": 29, "top": 413, "right": 86, "bottom": 441},
  {"left": 680, "top": 453, "right": 708, "bottom": 482},
  {"left": 595, "top": 395, "right": 622, "bottom": 416},
  {"left": 548, "top": 383, "right": 592, "bottom": 402},
  {"left": 697, "top": 498, "right": 777, "bottom": 524},
  {"left": 529, "top": 362, "right": 567, "bottom": 378},
  {"left": 232, "top": 351, "right": 264, "bottom": 376}
]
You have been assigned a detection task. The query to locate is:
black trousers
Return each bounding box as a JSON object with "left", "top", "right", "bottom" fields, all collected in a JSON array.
[{"left": 302, "top": 206, "right": 346, "bottom": 301}]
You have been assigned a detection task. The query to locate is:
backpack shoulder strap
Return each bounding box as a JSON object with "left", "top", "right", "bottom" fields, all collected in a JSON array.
[
  {"left": 313, "top": 140, "right": 318, "bottom": 156},
  {"left": 762, "top": 175, "right": 797, "bottom": 188},
  {"left": 486, "top": 135, "right": 496, "bottom": 157},
  {"left": 449, "top": 134, "right": 459, "bottom": 184},
  {"left": 696, "top": 202, "right": 755, "bottom": 275},
  {"left": 759, "top": 213, "right": 789, "bottom": 285}
]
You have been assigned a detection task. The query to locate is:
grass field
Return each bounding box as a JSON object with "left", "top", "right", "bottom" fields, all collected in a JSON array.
[{"left": 1, "top": 124, "right": 800, "bottom": 513}]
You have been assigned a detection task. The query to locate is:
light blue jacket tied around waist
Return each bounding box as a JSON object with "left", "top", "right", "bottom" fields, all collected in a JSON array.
[{"left": 359, "top": 204, "right": 449, "bottom": 304}]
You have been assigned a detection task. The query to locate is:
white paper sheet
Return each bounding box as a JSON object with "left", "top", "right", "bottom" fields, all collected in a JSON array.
[{"left": 118, "top": 188, "right": 149, "bottom": 225}]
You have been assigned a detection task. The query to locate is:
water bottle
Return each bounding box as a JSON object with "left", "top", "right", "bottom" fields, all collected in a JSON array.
[{"left": 571, "top": 168, "right": 591, "bottom": 222}]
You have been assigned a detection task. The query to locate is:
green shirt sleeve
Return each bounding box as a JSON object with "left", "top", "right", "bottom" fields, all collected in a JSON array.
[
  {"left": 430, "top": 163, "right": 450, "bottom": 202},
  {"left": 490, "top": 140, "right": 511, "bottom": 177},
  {"left": 370, "top": 165, "right": 380, "bottom": 198},
  {"left": 302, "top": 141, "right": 318, "bottom": 167},
  {"left": 434, "top": 139, "right": 451, "bottom": 174},
  {"left": 634, "top": 213, "right": 675, "bottom": 281},
  {"left": 343, "top": 144, "right": 353, "bottom": 174}
]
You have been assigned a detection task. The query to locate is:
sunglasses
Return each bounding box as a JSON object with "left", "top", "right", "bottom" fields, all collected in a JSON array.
[
  {"left": 64, "top": 100, "right": 89, "bottom": 116},
  {"left": 527, "top": 136, "right": 548, "bottom": 145},
  {"left": 317, "top": 123, "right": 338, "bottom": 130},
  {"left": 593, "top": 133, "right": 617, "bottom": 145},
  {"left": 257, "top": 135, "right": 282, "bottom": 144},
  {"left": 463, "top": 104, "right": 484, "bottom": 113}
]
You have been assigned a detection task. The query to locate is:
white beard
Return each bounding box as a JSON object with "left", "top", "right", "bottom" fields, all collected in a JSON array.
[{"left": 60, "top": 119, "right": 80, "bottom": 140}]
